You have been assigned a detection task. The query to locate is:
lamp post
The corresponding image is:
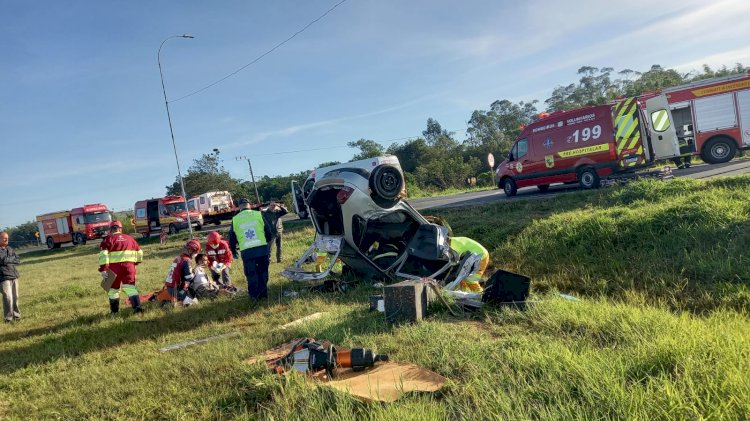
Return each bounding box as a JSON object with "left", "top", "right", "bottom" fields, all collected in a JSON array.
[
  {"left": 236, "top": 156, "right": 261, "bottom": 204},
  {"left": 158, "top": 34, "right": 194, "bottom": 238}
]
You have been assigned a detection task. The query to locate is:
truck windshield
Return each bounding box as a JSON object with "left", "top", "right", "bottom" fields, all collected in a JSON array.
[
  {"left": 166, "top": 202, "right": 187, "bottom": 214},
  {"left": 84, "top": 212, "right": 112, "bottom": 224}
]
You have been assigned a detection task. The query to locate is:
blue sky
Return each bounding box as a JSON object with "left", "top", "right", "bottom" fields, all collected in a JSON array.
[{"left": 2, "top": 0, "right": 749, "bottom": 228}]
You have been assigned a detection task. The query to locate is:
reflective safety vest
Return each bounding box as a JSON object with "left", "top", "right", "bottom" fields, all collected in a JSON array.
[
  {"left": 98, "top": 233, "right": 143, "bottom": 267},
  {"left": 232, "top": 210, "right": 267, "bottom": 251},
  {"left": 449, "top": 237, "right": 489, "bottom": 284}
]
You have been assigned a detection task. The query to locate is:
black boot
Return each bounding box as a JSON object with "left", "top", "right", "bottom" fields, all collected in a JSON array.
[
  {"left": 129, "top": 295, "right": 143, "bottom": 314},
  {"left": 109, "top": 299, "right": 120, "bottom": 314}
]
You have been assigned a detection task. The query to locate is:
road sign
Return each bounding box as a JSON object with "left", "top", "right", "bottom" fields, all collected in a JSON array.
[{"left": 487, "top": 153, "right": 495, "bottom": 169}]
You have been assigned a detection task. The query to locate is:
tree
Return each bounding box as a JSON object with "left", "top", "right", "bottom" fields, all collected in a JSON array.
[
  {"left": 386, "top": 138, "right": 430, "bottom": 173},
  {"left": 624, "top": 64, "right": 686, "bottom": 96},
  {"left": 165, "top": 149, "right": 242, "bottom": 198},
  {"left": 465, "top": 99, "right": 538, "bottom": 158},
  {"left": 347, "top": 139, "right": 384, "bottom": 161}
]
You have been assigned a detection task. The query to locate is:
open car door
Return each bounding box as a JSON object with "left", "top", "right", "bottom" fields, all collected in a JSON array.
[
  {"left": 645, "top": 95, "right": 681, "bottom": 160},
  {"left": 290, "top": 180, "right": 308, "bottom": 219}
]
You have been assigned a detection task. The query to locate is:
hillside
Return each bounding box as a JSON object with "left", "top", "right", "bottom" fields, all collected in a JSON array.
[{"left": 0, "top": 177, "right": 748, "bottom": 419}]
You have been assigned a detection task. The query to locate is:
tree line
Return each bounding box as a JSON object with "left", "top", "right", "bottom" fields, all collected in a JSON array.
[{"left": 4, "top": 63, "right": 746, "bottom": 240}]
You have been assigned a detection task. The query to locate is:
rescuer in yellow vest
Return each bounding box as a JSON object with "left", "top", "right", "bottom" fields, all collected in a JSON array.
[
  {"left": 448, "top": 236, "right": 490, "bottom": 292},
  {"left": 229, "top": 198, "right": 273, "bottom": 300}
]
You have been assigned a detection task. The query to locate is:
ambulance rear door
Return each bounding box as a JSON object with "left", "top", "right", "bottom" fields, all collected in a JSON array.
[{"left": 645, "top": 95, "right": 681, "bottom": 159}]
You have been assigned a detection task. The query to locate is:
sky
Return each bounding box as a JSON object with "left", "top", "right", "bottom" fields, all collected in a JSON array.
[{"left": 2, "top": 0, "right": 750, "bottom": 228}]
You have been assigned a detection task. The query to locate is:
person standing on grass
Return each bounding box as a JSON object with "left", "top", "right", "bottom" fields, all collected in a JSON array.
[
  {"left": 265, "top": 202, "right": 288, "bottom": 263},
  {"left": 98, "top": 221, "right": 144, "bottom": 314},
  {"left": 229, "top": 198, "right": 273, "bottom": 301},
  {"left": 0, "top": 231, "right": 21, "bottom": 323}
]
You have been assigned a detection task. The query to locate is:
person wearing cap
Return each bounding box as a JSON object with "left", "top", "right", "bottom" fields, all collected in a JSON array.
[
  {"left": 98, "top": 220, "right": 144, "bottom": 314},
  {"left": 229, "top": 198, "right": 274, "bottom": 300}
]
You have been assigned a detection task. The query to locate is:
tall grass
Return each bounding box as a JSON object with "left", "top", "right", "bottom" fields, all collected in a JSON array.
[{"left": 0, "top": 177, "right": 747, "bottom": 419}]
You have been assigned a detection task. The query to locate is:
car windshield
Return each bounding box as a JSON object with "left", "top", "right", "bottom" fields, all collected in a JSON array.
[
  {"left": 166, "top": 202, "right": 187, "bottom": 214},
  {"left": 84, "top": 212, "right": 112, "bottom": 224}
]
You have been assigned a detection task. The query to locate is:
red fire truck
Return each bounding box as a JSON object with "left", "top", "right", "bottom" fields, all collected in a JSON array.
[
  {"left": 36, "top": 204, "right": 112, "bottom": 249},
  {"left": 639, "top": 70, "right": 750, "bottom": 164},
  {"left": 496, "top": 95, "right": 680, "bottom": 196}
]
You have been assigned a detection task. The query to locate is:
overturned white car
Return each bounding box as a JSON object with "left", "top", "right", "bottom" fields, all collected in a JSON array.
[{"left": 283, "top": 156, "right": 485, "bottom": 300}]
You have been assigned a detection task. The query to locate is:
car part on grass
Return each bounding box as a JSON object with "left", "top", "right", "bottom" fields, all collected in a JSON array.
[{"left": 273, "top": 338, "right": 389, "bottom": 377}]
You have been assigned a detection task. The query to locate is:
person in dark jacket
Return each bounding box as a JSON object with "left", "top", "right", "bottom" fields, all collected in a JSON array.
[
  {"left": 0, "top": 231, "right": 21, "bottom": 322},
  {"left": 265, "top": 202, "right": 288, "bottom": 263},
  {"left": 229, "top": 198, "right": 274, "bottom": 300}
]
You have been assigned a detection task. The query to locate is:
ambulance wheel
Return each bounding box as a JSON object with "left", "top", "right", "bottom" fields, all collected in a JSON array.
[
  {"left": 370, "top": 164, "right": 404, "bottom": 202},
  {"left": 195, "top": 224, "right": 202, "bottom": 231},
  {"left": 537, "top": 184, "right": 550, "bottom": 192},
  {"left": 214, "top": 221, "right": 221, "bottom": 226},
  {"left": 701, "top": 136, "right": 736, "bottom": 164},
  {"left": 502, "top": 177, "right": 517, "bottom": 197},
  {"left": 141, "top": 233, "right": 150, "bottom": 239},
  {"left": 578, "top": 167, "right": 600, "bottom": 189},
  {"left": 168, "top": 224, "right": 178, "bottom": 235}
]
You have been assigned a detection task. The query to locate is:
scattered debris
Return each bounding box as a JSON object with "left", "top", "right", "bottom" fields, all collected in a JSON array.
[
  {"left": 279, "top": 312, "right": 328, "bottom": 330},
  {"left": 247, "top": 338, "right": 447, "bottom": 402},
  {"left": 159, "top": 332, "right": 240, "bottom": 352}
]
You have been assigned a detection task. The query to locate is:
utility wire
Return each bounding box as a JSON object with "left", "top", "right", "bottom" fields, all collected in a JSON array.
[{"left": 171, "top": 0, "right": 349, "bottom": 103}]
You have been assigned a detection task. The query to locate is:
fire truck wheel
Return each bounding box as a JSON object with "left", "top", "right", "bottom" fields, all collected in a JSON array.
[
  {"left": 74, "top": 233, "right": 86, "bottom": 246},
  {"left": 46, "top": 237, "right": 59, "bottom": 249},
  {"left": 168, "top": 224, "right": 178, "bottom": 235},
  {"left": 369, "top": 164, "right": 404, "bottom": 201},
  {"left": 578, "top": 167, "right": 600, "bottom": 189},
  {"left": 502, "top": 177, "right": 517, "bottom": 197},
  {"left": 537, "top": 184, "right": 550, "bottom": 192},
  {"left": 701, "top": 136, "right": 737, "bottom": 164}
]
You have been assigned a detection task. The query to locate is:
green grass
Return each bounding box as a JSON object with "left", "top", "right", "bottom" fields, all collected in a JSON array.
[{"left": 0, "top": 177, "right": 749, "bottom": 419}]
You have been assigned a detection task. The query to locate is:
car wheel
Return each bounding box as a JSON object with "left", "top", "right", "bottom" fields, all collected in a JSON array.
[
  {"left": 537, "top": 184, "right": 550, "bottom": 192},
  {"left": 701, "top": 136, "right": 736, "bottom": 164},
  {"left": 578, "top": 167, "right": 600, "bottom": 189},
  {"left": 503, "top": 178, "right": 517, "bottom": 197},
  {"left": 169, "top": 224, "right": 178, "bottom": 235},
  {"left": 370, "top": 164, "right": 404, "bottom": 201}
]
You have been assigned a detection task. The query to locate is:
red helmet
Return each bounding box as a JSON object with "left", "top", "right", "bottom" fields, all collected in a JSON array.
[
  {"left": 110, "top": 220, "right": 123, "bottom": 229},
  {"left": 185, "top": 239, "right": 201, "bottom": 254},
  {"left": 207, "top": 231, "right": 222, "bottom": 246}
]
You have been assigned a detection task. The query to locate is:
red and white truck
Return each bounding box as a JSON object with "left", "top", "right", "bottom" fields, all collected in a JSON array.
[
  {"left": 187, "top": 191, "right": 237, "bottom": 225},
  {"left": 36, "top": 203, "right": 112, "bottom": 249},
  {"left": 496, "top": 95, "right": 681, "bottom": 196},
  {"left": 638, "top": 70, "right": 750, "bottom": 164}
]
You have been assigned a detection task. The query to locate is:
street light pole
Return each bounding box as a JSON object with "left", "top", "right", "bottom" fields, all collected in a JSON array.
[
  {"left": 236, "top": 156, "right": 261, "bottom": 204},
  {"left": 158, "top": 34, "right": 194, "bottom": 238}
]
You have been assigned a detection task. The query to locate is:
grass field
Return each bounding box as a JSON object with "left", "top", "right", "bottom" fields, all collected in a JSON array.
[{"left": 1, "top": 176, "right": 748, "bottom": 419}]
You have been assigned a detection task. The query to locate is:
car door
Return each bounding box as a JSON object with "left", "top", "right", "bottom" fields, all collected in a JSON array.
[{"left": 290, "top": 180, "right": 309, "bottom": 219}]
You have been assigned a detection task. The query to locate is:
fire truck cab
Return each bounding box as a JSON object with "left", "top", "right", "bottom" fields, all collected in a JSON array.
[{"left": 133, "top": 196, "right": 203, "bottom": 238}]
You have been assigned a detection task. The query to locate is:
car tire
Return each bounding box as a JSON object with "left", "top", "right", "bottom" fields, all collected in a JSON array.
[
  {"left": 370, "top": 164, "right": 404, "bottom": 201},
  {"left": 578, "top": 167, "right": 601, "bottom": 189},
  {"left": 537, "top": 184, "right": 550, "bottom": 192},
  {"left": 502, "top": 177, "right": 517, "bottom": 197},
  {"left": 169, "top": 224, "right": 178, "bottom": 235},
  {"left": 701, "top": 136, "right": 736, "bottom": 164}
]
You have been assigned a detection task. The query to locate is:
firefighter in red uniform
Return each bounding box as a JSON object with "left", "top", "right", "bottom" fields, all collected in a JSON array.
[
  {"left": 164, "top": 239, "right": 201, "bottom": 303},
  {"left": 205, "top": 231, "right": 234, "bottom": 288},
  {"left": 98, "top": 221, "right": 144, "bottom": 314}
]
